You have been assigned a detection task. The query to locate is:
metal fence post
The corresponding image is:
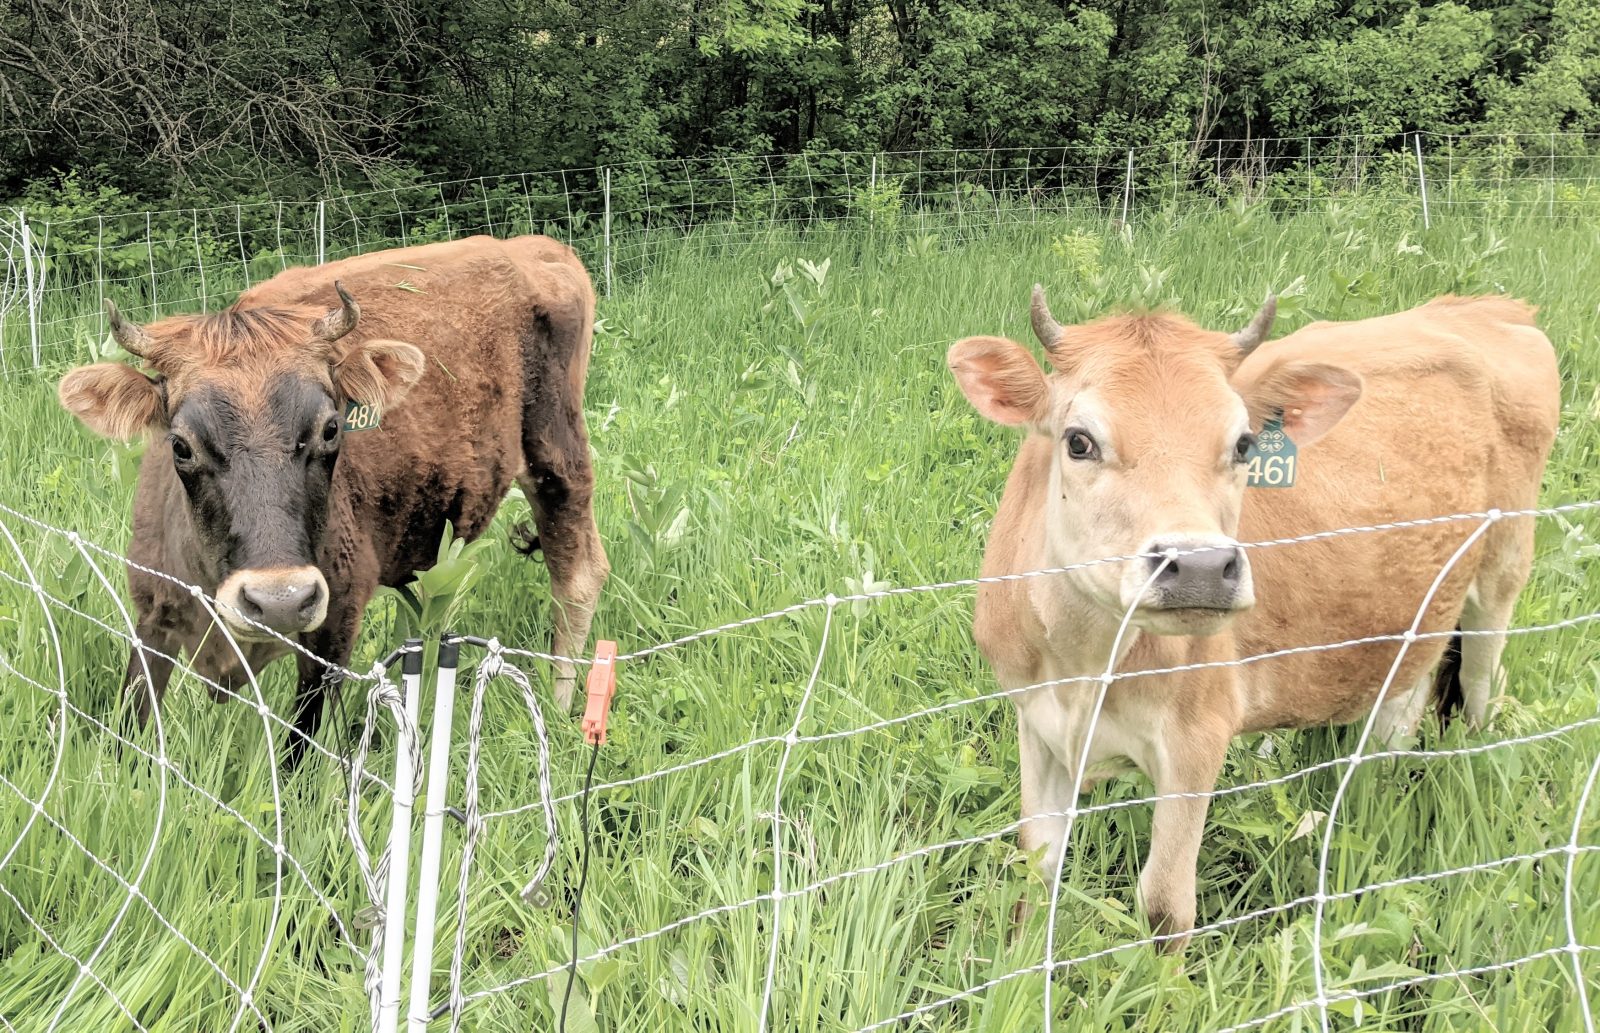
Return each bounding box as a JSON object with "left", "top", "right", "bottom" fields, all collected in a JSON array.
[
  {"left": 1120, "top": 149, "right": 1134, "bottom": 230},
  {"left": 407, "top": 634, "right": 461, "bottom": 1031},
  {"left": 19, "top": 209, "right": 40, "bottom": 366},
  {"left": 1414, "top": 133, "right": 1431, "bottom": 230},
  {"left": 603, "top": 166, "right": 613, "bottom": 298}
]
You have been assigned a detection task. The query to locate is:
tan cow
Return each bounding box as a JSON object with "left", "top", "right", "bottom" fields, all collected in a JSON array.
[{"left": 948, "top": 288, "right": 1560, "bottom": 944}]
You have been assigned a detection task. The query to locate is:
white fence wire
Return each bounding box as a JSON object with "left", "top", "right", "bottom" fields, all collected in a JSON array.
[
  {"left": 5, "top": 130, "right": 1600, "bottom": 372},
  {"left": 0, "top": 491, "right": 1596, "bottom": 1029}
]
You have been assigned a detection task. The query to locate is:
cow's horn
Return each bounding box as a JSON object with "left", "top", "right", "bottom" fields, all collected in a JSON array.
[
  {"left": 104, "top": 299, "right": 158, "bottom": 361},
  {"left": 312, "top": 280, "right": 360, "bottom": 343},
  {"left": 1230, "top": 293, "right": 1277, "bottom": 356},
  {"left": 1030, "top": 283, "right": 1064, "bottom": 349}
]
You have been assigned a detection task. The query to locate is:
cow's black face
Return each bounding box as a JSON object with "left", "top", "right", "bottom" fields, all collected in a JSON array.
[
  {"left": 59, "top": 286, "right": 428, "bottom": 640},
  {"left": 170, "top": 372, "right": 342, "bottom": 639}
]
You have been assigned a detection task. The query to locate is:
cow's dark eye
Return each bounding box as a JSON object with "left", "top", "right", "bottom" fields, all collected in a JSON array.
[
  {"left": 1064, "top": 428, "right": 1099, "bottom": 461},
  {"left": 1234, "top": 433, "right": 1255, "bottom": 463},
  {"left": 321, "top": 418, "right": 340, "bottom": 444},
  {"left": 170, "top": 435, "right": 194, "bottom": 465}
]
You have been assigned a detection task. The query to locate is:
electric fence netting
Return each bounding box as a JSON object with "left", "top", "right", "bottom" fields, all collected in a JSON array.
[
  {"left": 1, "top": 128, "right": 1599, "bottom": 1031},
  {"left": 0, "top": 491, "right": 1596, "bottom": 1029}
]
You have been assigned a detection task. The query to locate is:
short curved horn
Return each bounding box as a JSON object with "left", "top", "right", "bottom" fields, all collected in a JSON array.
[
  {"left": 104, "top": 299, "right": 158, "bottom": 361},
  {"left": 1030, "top": 283, "right": 1064, "bottom": 350},
  {"left": 1230, "top": 293, "right": 1277, "bottom": 356},
  {"left": 311, "top": 280, "right": 360, "bottom": 343}
]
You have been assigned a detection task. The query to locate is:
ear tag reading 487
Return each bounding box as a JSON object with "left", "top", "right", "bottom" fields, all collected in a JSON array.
[
  {"left": 1245, "top": 413, "right": 1297, "bottom": 488},
  {"left": 342, "top": 401, "right": 382, "bottom": 433}
]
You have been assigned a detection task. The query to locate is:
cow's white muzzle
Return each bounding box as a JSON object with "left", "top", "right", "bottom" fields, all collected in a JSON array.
[{"left": 215, "top": 565, "right": 329, "bottom": 639}]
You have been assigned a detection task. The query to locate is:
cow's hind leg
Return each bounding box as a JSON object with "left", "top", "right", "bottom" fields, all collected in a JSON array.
[
  {"left": 516, "top": 457, "right": 607, "bottom": 712},
  {"left": 1458, "top": 518, "right": 1536, "bottom": 728},
  {"left": 517, "top": 312, "right": 609, "bottom": 712}
]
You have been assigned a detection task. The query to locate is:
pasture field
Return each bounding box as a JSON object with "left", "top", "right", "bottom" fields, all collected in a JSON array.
[{"left": 0, "top": 199, "right": 1598, "bottom": 1031}]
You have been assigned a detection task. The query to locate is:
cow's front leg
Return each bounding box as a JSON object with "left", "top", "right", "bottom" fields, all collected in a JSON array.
[
  {"left": 1134, "top": 720, "right": 1229, "bottom": 951},
  {"left": 121, "top": 626, "right": 175, "bottom": 732},
  {"left": 1012, "top": 682, "right": 1110, "bottom": 938},
  {"left": 284, "top": 603, "right": 362, "bottom": 774},
  {"left": 1017, "top": 705, "right": 1081, "bottom": 876}
]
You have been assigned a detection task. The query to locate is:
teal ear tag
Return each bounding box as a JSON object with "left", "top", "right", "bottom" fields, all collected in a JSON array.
[
  {"left": 342, "top": 401, "right": 382, "bottom": 433},
  {"left": 1245, "top": 413, "right": 1297, "bottom": 488}
]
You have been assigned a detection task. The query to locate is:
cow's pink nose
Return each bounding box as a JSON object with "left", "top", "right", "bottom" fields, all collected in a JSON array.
[{"left": 237, "top": 579, "right": 324, "bottom": 633}]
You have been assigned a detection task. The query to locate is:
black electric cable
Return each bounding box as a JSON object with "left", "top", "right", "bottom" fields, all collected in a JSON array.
[{"left": 559, "top": 740, "right": 601, "bottom": 1032}]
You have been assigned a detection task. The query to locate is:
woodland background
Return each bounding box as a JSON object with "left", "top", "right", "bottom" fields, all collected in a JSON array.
[{"left": 2, "top": 0, "right": 1597, "bottom": 214}]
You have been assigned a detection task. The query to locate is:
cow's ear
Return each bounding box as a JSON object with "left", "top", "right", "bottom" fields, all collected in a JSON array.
[
  {"left": 58, "top": 364, "right": 167, "bottom": 440},
  {"left": 948, "top": 336, "right": 1050, "bottom": 428},
  {"left": 331, "top": 339, "right": 425, "bottom": 410},
  {"left": 1240, "top": 361, "right": 1362, "bottom": 446}
]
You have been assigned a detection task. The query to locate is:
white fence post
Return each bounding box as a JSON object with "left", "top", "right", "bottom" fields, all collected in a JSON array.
[
  {"left": 316, "top": 200, "right": 327, "bottom": 267},
  {"left": 869, "top": 154, "right": 878, "bottom": 226},
  {"left": 1120, "top": 148, "right": 1134, "bottom": 230},
  {"left": 603, "top": 167, "right": 613, "bottom": 298},
  {"left": 1550, "top": 130, "right": 1557, "bottom": 219},
  {"left": 407, "top": 636, "right": 461, "bottom": 1031},
  {"left": 145, "top": 212, "right": 158, "bottom": 317},
  {"left": 378, "top": 643, "right": 424, "bottom": 1033},
  {"left": 19, "top": 209, "right": 40, "bottom": 366},
  {"left": 1414, "top": 133, "right": 1431, "bottom": 230}
]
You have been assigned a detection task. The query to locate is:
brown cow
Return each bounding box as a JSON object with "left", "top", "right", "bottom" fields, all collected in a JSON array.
[
  {"left": 948, "top": 288, "right": 1559, "bottom": 945},
  {"left": 58, "top": 234, "right": 609, "bottom": 766}
]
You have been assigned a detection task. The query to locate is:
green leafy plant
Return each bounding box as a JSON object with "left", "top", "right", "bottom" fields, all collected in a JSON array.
[
  {"left": 620, "top": 457, "right": 692, "bottom": 566},
  {"left": 376, "top": 520, "right": 500, "bottom": 641}
]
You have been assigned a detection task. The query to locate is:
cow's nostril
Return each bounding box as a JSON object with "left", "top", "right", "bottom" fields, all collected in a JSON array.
[
  {"left": 1223, "top": 553, "right": 1239, "bottom": 583},
  {"left": 295, "top": 581, "right": 324, "bottom": 620},
  {"left": 237, "top": 586, "right": 266, "bottom": 620}
]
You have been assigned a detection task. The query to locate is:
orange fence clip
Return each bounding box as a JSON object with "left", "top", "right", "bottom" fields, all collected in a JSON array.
[{"left": 581, "top": 640, "right": 619, "bottom": 746}]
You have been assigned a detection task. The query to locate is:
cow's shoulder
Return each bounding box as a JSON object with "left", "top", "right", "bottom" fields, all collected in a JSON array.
[{"left": 973, "top": 435, "right": 1055, "bottom": 682}]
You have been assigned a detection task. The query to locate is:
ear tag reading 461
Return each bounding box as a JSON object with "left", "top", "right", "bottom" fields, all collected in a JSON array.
[
  {"left": 342, "top": 401, "right": 382, "bottom": 433},
  {"left": 1245, "top": 413, "right": 1297, "bottom": 488}
]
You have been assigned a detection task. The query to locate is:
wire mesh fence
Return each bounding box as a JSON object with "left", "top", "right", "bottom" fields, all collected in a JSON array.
[
  {"left": 1, "top": 492, "right": 1596, "bottom": 1030},
  {"left": 5, "top": 130, "right": 1600, "bottom": 372},
  {"left": 2, "top": 126, "right": 1599, "bottom": 1030}
]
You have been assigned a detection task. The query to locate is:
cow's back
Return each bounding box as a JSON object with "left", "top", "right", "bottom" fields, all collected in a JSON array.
[{"left": 1227, "top": 296, "right": 1559, "bottom": 728}]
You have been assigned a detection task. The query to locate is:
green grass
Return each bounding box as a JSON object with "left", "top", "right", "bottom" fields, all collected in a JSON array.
[{"left": 1, "top": 197, "right": 1599, "bottom": 1031}]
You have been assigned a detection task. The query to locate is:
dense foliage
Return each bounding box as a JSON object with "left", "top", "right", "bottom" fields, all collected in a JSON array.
[{"left": 3, "top": 0, "right": 1600, "bottom": 209}]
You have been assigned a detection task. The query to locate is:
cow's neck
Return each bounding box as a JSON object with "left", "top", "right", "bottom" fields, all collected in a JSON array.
[{"left": 1025, "top": 533, "right": 1142, "bottom": 679}]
